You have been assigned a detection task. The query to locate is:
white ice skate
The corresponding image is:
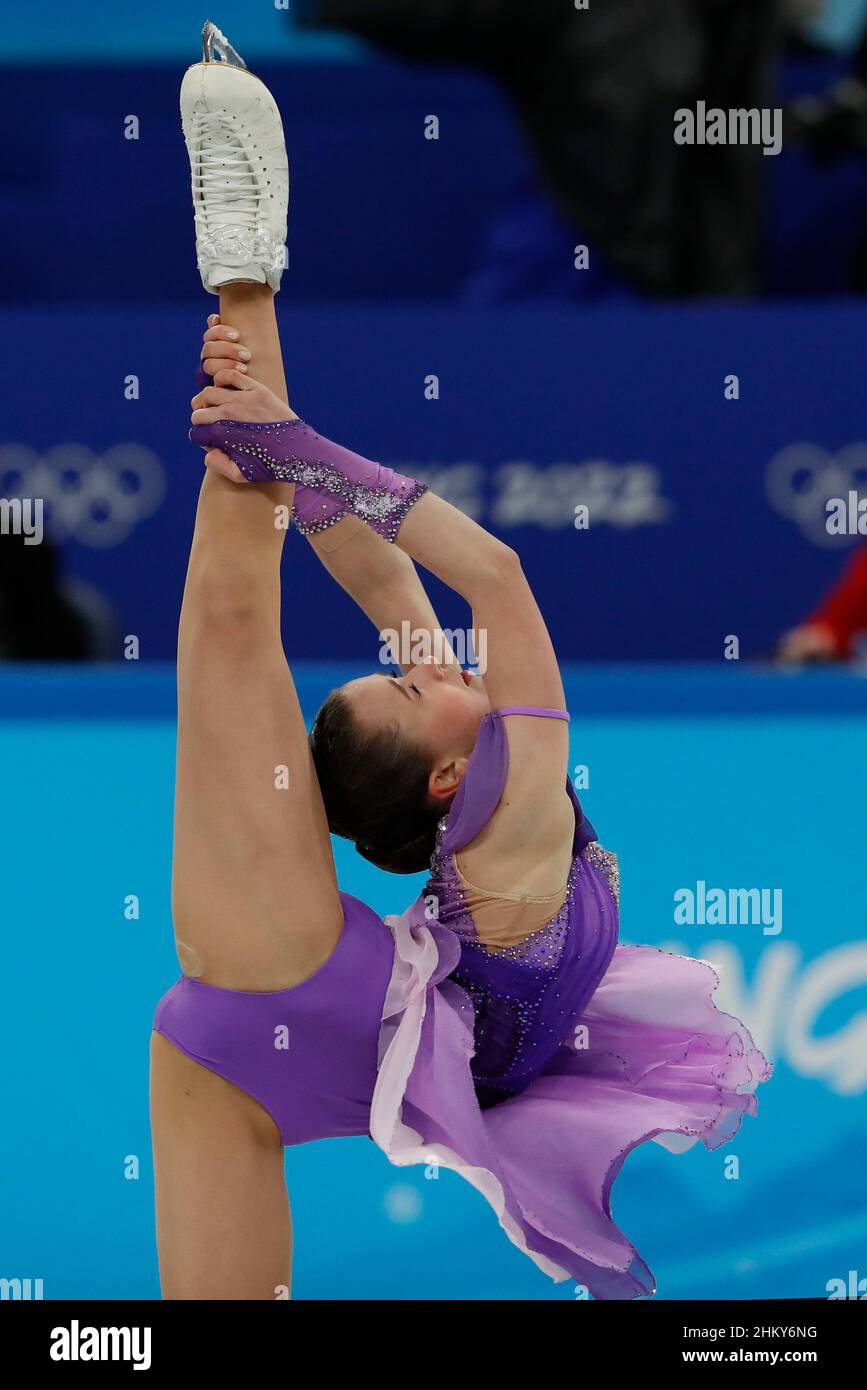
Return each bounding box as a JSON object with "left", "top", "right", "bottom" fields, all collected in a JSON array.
[{"left": 180, "top": 21, "right": 289, "bottom": 294}]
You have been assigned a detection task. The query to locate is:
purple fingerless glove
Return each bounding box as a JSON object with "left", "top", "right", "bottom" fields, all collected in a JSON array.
[{"left": 191, "top": 363, "right": 426, "bottom": 543}]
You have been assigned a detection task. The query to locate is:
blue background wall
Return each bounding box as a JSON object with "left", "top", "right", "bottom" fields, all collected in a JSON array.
[
  {"left": 6, "top": 302, "right": 867, "bottom": 663},
  {"left": 4, "top": 8, "right": 867, "bottom": 665},
  {"left": 1, "top": 665, "right": 866, "bottom": 1299}
]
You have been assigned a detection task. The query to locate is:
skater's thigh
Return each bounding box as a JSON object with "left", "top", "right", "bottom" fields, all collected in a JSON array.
[{"left": 150, "top": 1032, "right": 293, "bottom": 1300}]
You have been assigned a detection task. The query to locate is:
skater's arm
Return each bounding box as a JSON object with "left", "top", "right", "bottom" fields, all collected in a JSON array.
[
  {"left": 396, "top": 493, "right": 565, "bottom": 712},
  {"left": 396, "top": 494, "right": 572, "bottom": 861},
  {"left": 307, "top": 520, "right": 457, "bottom": 674},
  {"left": 200, "top": 331, "right": 560, "bottom": 714},
  {"left": 197, "top": 339, "right": 570, "bottom": 860},
  {"left": 199, "top": 319, "right": 456, "bottom": 673}
]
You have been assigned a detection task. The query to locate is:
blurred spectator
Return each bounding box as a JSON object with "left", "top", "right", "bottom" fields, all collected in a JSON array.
[
  {"left": 784, "top": 0, "right": 827, "bottom": 27},
  {"left": 777, "top": 543, "right": 867, "bottom": 662},
  {"left": 0, "top": 532, "right": 117, "bottom": 661},
  {"left": 786, "top": 4, "right": 867, "bottom": 157},
  {"left": 783, "top": 2, "right": 867, "bottom": 286},
  {"left": 298, "top": 0, "right": 780, "bottom": 296}
]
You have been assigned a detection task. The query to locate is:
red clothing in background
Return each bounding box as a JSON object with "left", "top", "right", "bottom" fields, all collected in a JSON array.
[{"left": 808, "top": 545, "right": 867, "bottom": 657}]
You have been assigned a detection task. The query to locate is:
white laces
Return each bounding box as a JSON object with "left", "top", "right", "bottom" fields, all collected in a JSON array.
[{"left": 189, "top": 109, "right": 259, "bottom": 227}]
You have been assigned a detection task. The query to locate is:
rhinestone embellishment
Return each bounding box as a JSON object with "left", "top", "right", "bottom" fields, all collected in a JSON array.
[
  {"left": 197, "top": 224, "right": 285, "bottom": 271},
  {"left": 583, "top": 841, "right": 620, "bottom": 908},
  {"left": 212, "top": 419, "right": 428, "bottom": 543}
]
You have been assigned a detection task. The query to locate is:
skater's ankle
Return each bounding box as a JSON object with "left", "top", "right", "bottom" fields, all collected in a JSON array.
[{"left": 219, "top": 281, "right": 275, "bottom": 308}]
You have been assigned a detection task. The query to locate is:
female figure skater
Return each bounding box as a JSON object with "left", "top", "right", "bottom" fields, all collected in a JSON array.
[{"left": 151, "top": 23, "right": 770, "bottom": 1301}]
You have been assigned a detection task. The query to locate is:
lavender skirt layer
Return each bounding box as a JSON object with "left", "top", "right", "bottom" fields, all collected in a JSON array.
[
  {"left": 153, "top": 891, "right": 771, "bottom": 1298},
  {"left": 372, "top": 898, "right": 772, "bottom": 1299}
]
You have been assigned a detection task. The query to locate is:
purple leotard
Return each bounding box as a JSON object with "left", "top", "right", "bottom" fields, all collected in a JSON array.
[
  {"left": 153, "top": 705, "right": 771, "bottom": 1298},
  {"left": 154, "top": 893, "right": 394, "bottom": 1145},
  {"left": 428, "top": 707, "right": 619, "bottom": 1107}
]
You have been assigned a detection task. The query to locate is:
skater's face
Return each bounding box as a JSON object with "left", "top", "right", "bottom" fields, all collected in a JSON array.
[{"left": 343, "top": 660, "right": 490, "bottom": 798}]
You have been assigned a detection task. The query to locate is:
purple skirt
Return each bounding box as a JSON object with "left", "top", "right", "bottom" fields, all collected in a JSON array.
[
  {"left": 155, "top": 891, "right": 771, "bottom": 1299},
  {"left": 373, "top": 896, "right": 771, "bottom": 1299}
]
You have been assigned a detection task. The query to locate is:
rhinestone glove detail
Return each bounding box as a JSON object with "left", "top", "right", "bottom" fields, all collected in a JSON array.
[{"left": 189, "top": 413, "right": 427, "bottom": 543}]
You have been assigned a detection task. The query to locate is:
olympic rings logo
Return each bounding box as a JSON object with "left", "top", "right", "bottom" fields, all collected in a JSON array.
[
  {"left": 765, "top": 443, "right": 867, "bottom": 548},
  {"left": 0, "top": 442, "right": 165, "bottom": 548}
]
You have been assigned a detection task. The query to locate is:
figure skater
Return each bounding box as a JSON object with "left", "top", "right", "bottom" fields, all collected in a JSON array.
[{"left": 151, "top": 22, "right": 771, "bottom": 1301}]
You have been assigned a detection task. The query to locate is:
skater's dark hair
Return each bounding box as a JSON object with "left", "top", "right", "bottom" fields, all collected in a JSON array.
[{"left": 309, "top": 687, "right": 448, "bottom": 875}]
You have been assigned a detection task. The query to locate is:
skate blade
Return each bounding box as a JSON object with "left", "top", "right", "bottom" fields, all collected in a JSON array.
[{"left": 201, "top": 20, "right": 247, "bottom": 69}]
